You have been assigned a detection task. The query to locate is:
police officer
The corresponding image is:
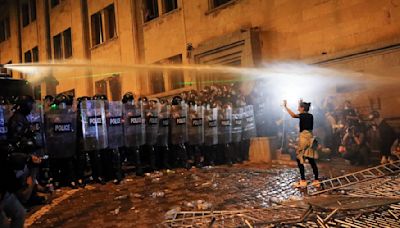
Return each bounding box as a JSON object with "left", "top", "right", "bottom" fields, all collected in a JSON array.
[
  {"left": 46, "top": 94, "right": 78, "bottom": 188},
  {"left": 241, "top": 98, "right": 256, "bottom": 162},
  {"left": 231, "top": 101, "right": 244, "bottom": 164},
  {"left": 217, "top": 99, "right": 233, "bottom": 165},
  {"left": 203, "top": 101, "right": 218, "bottom": 166},
  {"left": 7, "top": 95, "right": 46, "bottom": 205},
  {"left": 43, "top": 95, "right": 54, "bottom": 113},
  {"left": 187, "top": 100, "right": 204, "bottom": 167},
  {"left": 97, "top": 95, "right": 124, "bottom": 184},
  {"left": 155, "top": 98, "right": 171, "bottom": 169},
  {"left": 170, "top": 96, "right": 190, "bottom": 169},
  {"left": 122, "top": 92, "right": 145, "bottom": 176},
  {"left": 74, "top": 96, "right": 92, "bottom": 187},
  {"left": 143, "top": 98, "right": 159, "bottom": 171},
  {"left": 80, "top": 96, "right": 108, "bottom": 184}
]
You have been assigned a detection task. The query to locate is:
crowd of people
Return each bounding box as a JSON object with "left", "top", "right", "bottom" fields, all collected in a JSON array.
[
  {"left": 1, "top": 82, "right": 399, "bottom": 227},
  {"left": 283, "top": 97, "right": 400, "bottom": 166},
  {"left": 0, "top": 83, "right": 262, "bottom": 227}
]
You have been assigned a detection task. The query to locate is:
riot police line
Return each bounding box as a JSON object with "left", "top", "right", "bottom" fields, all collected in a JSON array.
[{"left": 1, "top": 92, "right": 258, "bottom": 189}]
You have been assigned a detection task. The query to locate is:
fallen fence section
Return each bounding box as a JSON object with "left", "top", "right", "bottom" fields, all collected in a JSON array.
[
  {"left": 309, "top": 160, "right": 400, "bottom": 195},
  {"left": 163, "top": 206, "right": 308, "bottom": 228}
]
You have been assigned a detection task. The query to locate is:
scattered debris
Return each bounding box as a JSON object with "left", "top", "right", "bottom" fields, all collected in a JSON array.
[
  {"left": 182, "top": 200, "right": 212, "bottom": 210},
  {"left": 111, "top": 206, "right": 121, "bottom": 215},
  {"left": 114, "top": 195, "right": 128, "bottom": 201},
  {"left": 151, "top": 191, "right": 165, "bottom": 198},
  {"left": 133, "top": 193, "right": 144, "bottom": 198}
]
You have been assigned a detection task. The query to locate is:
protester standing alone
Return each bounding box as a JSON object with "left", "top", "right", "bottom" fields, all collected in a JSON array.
[{"left": 283, "top": 100, "right": 320, "bottom": 188}]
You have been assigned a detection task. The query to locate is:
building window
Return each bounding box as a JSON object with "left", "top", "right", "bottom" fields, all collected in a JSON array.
[
  {"left": 210, "top": 0, "right": 232, "bottom": 9},
  {"left": 21, "top": 0, "right": 36, "bottom": 27},
  {"left": 109, "top": 75, "right": 121, "bottom": 101},
  {"left": 91, "top": 12, "right": 103, "bottom": 46},
  {"left": 163, "top": 0, "right": 178, "bottom": 13},
  {"left": 53, "top": 33, "right": 62, "bottom": 59},
  {"left": 0, "top": 61, "right": 12, "bottom": 77},
  {"left": 53, "top": 28, "right": 72, "bottom": 60},
  {"left": 95, "top": 80, "right": 107, "bottom": 96},
  {"left": 32, "top": 46, "right": 39, "bottom": 62},
  {"left": 30, "top": 0, "right": 36, "bottom": 21},
  {"left": 63, "top": 28, "right": 72, "bottom": 58},
  {"left": 105, "top": 5, "right": 116, "bottom": 40},
  {"left": 144, "top": 0, "right": 159, "bottom": 22},
  {"left": 169, "top": 55, "right": 184, "bottom": 90},
  {"left": 90, "top": 4, "right": 117, "bottom": 47},
  {"left": 0, "top": 17, "right": 10, "bottom": 43},
  {"left": 21, "top": 3, "right": 30, "bottom": 27},
  {"left": 150, "top": 71, "right": 165, "bottom": 94},
  {"left": 50, "top": 0, "right": 60, "bottom": 8},
  {"left": 24, "top": 50, "right": 32, "bottom": 63},
  {"left": 24, "top": 47, "right": 38, "bottom": 63},
  {"left": 5, "top": 61, "right": 12, "bottom": 77}
]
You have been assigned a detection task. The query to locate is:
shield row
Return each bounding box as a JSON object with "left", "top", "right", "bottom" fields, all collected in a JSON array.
[{"left": 0, "top": 101, "right": 257, "bottom": 159}]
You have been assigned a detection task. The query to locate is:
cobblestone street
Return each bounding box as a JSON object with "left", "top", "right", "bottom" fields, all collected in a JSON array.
[{"left": 25, "top": 159, "right": 369, "bottom": 227}]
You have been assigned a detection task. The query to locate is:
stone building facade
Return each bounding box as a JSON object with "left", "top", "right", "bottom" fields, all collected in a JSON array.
[{"left": 0, "top": 0, "right": 399, "bottom": 116}]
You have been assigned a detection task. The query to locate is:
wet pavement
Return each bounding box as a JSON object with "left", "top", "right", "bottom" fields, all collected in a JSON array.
[{"left": 26, "top": 159, "right": 367, "bottom": 228}]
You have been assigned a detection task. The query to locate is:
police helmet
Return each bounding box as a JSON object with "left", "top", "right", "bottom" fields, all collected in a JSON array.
[
  {"left": 122, "top": 92, "right": 134, "bottom": 104},
  {"left": 93, "top": 94, "right": 108, "bottom": 101},
  {"left": 15, "top": 95, "right": 35, "bottom": 115},
  {"left": 171, "top": 96, "right": 183, "bottom": 105},
  {"left": 44, "top": 95, "right": 54, "bottom": 102},
  {"left": 54, "top": 94, "right": 68, "bottom": 105},
  {"left": 187, "top": 100, "right": 196, "bottom": 106},
  {"left": 138, "top": 96, "right": 148, "bottom": 103}
]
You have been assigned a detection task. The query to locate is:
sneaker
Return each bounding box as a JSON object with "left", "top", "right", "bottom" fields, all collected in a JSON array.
[
  {"left": 381, "top": 156, "right": 388, "bottom": 164},
  {"left": 312, "top": 180, "right": 321, "bottom": 188},
  {"left": 293, "top": 180, "right": 308, "bottom": 188}
]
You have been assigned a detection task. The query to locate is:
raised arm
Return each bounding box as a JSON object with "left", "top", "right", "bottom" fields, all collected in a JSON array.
[{"left": 283, "top": 100, "right": 299, "bottom": 118}]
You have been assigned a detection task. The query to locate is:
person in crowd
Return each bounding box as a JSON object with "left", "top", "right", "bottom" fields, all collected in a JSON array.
[
  {"left": 283, "top": 100, "right": 319, "bottom": 188},
  {"left": 369, "top": 111, "right": 397, "bottom": 164},
  {"left": 391, "top": 136, "right": 400, "bottom": 159},
  {"left": 342, "top": 100, "right": 359, "bottom": 127},
  {"left": 1, "top": 151, "right": 42, "bottom": 228},
  {"left": 341, "top": 124, "right": 370, "bottom": 165}
]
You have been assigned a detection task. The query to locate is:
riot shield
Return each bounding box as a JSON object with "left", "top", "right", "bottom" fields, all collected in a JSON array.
[
  {"left": 27, "top": 102, "right": 45, "bottom": 156},
  {"left": 0, "top": 105, "right": 12, "bottom": 142},
  {"left": 218, "top": 106, "right": 232, "bottom": 144},
  {"left": 106, "top": 101, "right": 124, "bottom": 149},
  {"left": 254, "top": 99, "right": 268, "bottom": 136},
  {"left": 80, "top": 100, "right": 108, "bottom": 151},
  {"left": 157, "top": 104, "right": 170, "bottom": 147},
  {"left": 204, "top": 106, "right": 218, "bottom": 146},
  {"left": 242, "top": 105, "right": 257, "bottom": 140},
  {"left": 187, "top": 105, "right": 204, "bottom": 145},
  {"left": 144, "top": 102, "right": 160, "bottom": 146},
  {"left": 45, "top": 107, "right": 77, "bottom": 158},
  {"left": 232, "top": 107, "right": 243, "bottom": 143},
  {"left": 170, "top": 103, "right": 188, "bottom": 145},
  {"left": 123, "top": 103, "right": 145, "bottom": 148}
]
